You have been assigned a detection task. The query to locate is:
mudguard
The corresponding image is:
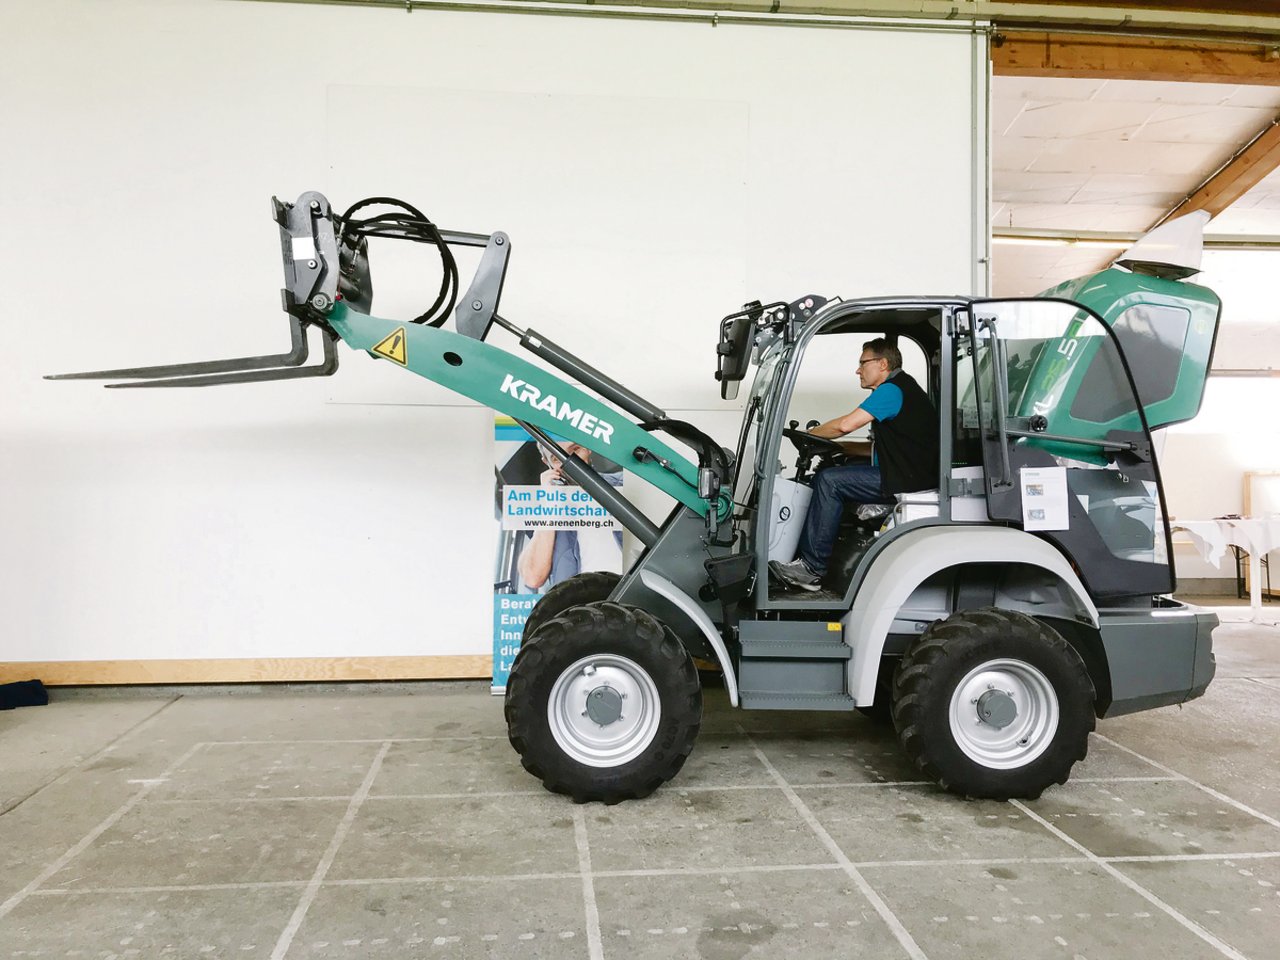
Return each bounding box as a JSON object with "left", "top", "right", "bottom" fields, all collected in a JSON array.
[{"left": 843, "top": 525, "right": 1098, "bottom": 706}]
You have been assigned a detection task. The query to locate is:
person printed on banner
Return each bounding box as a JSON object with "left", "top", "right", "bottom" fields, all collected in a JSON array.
[{"left": 517, "top": 441, "right": 623, "bottom": 593}]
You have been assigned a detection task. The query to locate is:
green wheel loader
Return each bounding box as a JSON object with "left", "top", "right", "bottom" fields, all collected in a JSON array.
[{"left": 53, "top": 194, "right": 1221, "bottom": 804}]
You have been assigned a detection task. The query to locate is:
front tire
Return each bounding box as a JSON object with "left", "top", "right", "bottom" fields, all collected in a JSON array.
[
  {"left": 892, "top": 608, "right": 1095, "bottom": 799},
  {"left": 505, "top": 601, "right": 702, "bottom": 803},
  {"left": 521, "top": 571, "right": 622, "bottom": 643}
]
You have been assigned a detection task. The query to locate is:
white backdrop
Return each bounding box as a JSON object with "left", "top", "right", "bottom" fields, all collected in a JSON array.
[
  {"left": 0, "top": 0, "right": 981, "bottom": 668},
  {"left": 1162, "top": 251, "right": 1280, "bottom": 581}
]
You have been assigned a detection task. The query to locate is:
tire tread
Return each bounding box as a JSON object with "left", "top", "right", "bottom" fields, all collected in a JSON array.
[
  {"left": 505, "top": 601, "right": 701, "bottom": 804},
  {"left": 891, "top": 607, "right": 1095, "bottom": 800},
  {"left": 520, "top": 572, "right": 622, "bottom": 644}
]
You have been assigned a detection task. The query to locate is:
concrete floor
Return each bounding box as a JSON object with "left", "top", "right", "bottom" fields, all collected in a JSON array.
[{"left": 2, "top": 612, "right": 1279, "bottom": 959}]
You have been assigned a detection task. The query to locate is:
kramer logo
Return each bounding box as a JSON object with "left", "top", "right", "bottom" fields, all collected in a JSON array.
[{"left": 500, "top": 375, "right": 615, "bottom": 444}]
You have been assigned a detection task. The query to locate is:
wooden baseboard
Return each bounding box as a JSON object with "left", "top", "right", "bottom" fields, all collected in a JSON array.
[{"left": 0, "top": 656, "right": 493, "bottom": 686}]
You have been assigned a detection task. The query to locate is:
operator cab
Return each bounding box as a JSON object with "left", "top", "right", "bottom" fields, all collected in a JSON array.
[
  {"left": 778, "top": 308, "right": 943, "bottom": 599},
  {"left": 717, "top": 213, "right": 1221, "bottom": 614},
  {"left": 722, "top": 299, "right": 953, "bottom": 603}
]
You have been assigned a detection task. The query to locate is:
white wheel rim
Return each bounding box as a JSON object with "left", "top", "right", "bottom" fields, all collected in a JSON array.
[
  {"left": 948, "top": 658, "right": 1059, "bottom": 769},
  {"left": 547, "top": 654, "right": 662, "bottom": 768}
]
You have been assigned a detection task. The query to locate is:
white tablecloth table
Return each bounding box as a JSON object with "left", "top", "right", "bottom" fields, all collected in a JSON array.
[{"left": 1171, "top": 518, "right": 1280, "bottom": 623}]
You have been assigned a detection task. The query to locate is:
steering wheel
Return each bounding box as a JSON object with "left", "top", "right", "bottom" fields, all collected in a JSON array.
[{"left": 782, "top": 427, "right": 846, "bottom": 460}]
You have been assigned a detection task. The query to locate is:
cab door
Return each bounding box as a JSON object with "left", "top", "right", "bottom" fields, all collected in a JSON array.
[
  {"left": 1039, "top": 268, "right": 1220, "bottom": 432},
  {"left": 962, "top": 298, "right": 1173, "bottom": 601}
]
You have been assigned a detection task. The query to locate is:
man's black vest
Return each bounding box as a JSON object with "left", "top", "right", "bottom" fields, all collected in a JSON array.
[{"left": 871, "top": 370, "right": 938, "bottom": 495}]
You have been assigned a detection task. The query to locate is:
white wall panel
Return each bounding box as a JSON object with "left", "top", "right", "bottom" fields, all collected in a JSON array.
[
  {"left": 0, "top": 0, "right": 980, "bottom": 665},
  {"left": 1164, "top": 379, "right": 1280, "bottom": 580}
]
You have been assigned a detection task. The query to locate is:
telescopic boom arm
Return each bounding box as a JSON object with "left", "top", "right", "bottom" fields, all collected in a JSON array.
[{"left": 47, "top": 192, "right": 732, "bottom": 542}]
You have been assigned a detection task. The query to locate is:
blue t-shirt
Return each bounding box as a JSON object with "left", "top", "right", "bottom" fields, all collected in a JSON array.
[
  {"left": 857, "top": 376, "right": 904, "bottom": 422},
  {"left": 856, "top": 374, "right": 904, "bottom": 466}
]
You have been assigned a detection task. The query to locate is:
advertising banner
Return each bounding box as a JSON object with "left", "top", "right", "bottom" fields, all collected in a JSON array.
[{"left": 492, "top": 417, "right": 623, "bottom": 693}]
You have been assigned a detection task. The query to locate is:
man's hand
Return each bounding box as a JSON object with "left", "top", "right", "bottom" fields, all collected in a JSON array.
[{"left": 837, "top": 439, "right": 873, "bottom": 459}]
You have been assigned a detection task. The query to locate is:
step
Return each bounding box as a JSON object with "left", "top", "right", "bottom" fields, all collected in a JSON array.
[
  {"left": 739, "top": 638, "right": 853, "bottom": 661},
  {"left": 738, "top": 691, "right": 856, "bottom": 712}
]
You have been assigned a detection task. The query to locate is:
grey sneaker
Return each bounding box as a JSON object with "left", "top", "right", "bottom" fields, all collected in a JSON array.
[{"left": 768, "top": 558, "right": 822, "bottom": 592}]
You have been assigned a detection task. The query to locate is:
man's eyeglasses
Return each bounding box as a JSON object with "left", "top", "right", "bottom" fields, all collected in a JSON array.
[{"left": 856, "top": 357, "right": 885, "bottom": 370}]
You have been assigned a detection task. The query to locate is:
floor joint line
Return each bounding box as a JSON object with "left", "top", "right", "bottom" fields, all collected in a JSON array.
[
  {"left": 200, "top": 736, "right": 507, "bottom": 745},
  {"left": 572, "top": 807, "right": 605, "bottom": 960},
  {"left": 739, "top": 725, "right": 929, "bottom": 960},
  {"left": 33, "top": 880, "right": 311, "bottom": 896},
  {"left": 323, "top": 872, "right": 583, "bottom": 886},
  {"left": 1103, "top": 851, "right": 1280, "bottom": 863},
  {"left": 154, "top": 796, "right": 354, "bottom": 804},
  {"left": 1010, "top": 799, "right": 1251, "bottom": 960},
  {"left": 782, "top": 780, "right": 931, "bottom": 789},
  {"left": 31, "top": 848, "right": 1280, "bottom": 898},
  {"left": 366, "top": 790, "right": 547, "bottom": 800},
  {"left": 0, "top": 741, "right": 206, "bottom": 921},
  {"left": 269, "top": 740, "right": 391, "bottom": 960},
  {"left": 1069, "top": 776, "right": 1181, "bottom": 783},
  {"left": 1094, "top": 733, "right": 1280, "bottom": 831},
  {"left": 0, "top": 696, "right": 183, "bottom": 818}
]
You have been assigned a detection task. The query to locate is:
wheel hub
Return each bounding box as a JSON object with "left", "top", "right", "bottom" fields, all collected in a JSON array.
[
  {"left": 585, "top": 685, "right": 625, "bottom": 725},
  {"left": 948, "top": 658, "right": 1060, "bottom": 770},
  {"left": 976, "top": 688, "right": 1018, "bottom": 729},
  {"left": 547, "top": 654, "right": 662, "bottom": 768}
]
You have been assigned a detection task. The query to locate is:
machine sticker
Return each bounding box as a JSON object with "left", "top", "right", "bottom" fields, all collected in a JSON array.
[
  {"left": 290, "top": 235, "right": 316, "bottom": 261},
  {"left": 827, "top": 622, "right": 841, "bottom": 632},
  {"left": 1020, "top": 466, "right": 1070, "bottom": 531},
  {"left": 371, "top": 327, "right": 408, "bottom": 366}
]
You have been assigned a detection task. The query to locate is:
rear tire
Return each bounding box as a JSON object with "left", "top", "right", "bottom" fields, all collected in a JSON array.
[
  {"left": 521, "top": 571, "right": 622, "bottom": 643},
  {"left": 505, "top": 601, "right": 702, "bottom": 803},
  {"left": 892, "top": 607, "right": 1094, "bottom": 799}
]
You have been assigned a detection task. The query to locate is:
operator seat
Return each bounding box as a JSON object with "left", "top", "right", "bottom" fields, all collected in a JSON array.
[{"left": 822, "top": 510, "right": 883, "bottom": 592}]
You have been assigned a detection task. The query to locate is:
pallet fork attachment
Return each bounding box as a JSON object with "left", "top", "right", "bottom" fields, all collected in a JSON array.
[
  {"left": 47, "top": 190, "right": 517, "bottom": 388},
  {"left": 45, "top": 192, "right": 357, "bottom": 388},
  {"left": 44, "top": 315, "right": 340, "bottom": 388}
]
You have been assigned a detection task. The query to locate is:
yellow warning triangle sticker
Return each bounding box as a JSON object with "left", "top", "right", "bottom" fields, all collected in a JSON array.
[{"left": 371, "top": 327, "right": 408, "bottom": 366}]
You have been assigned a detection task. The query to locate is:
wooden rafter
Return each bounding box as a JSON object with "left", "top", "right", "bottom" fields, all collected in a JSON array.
[
  {"left": 1163, "top": 119, "right": 1280, "bottom": 223},
  {"left": 992, "top": 31, "right": 1280, "bottom": 84},
  {"left": 992, "top": 30, "right": 1280, "bottom": 230}
]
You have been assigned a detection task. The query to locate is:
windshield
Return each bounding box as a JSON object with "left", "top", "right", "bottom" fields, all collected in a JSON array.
[{"left": 731, "top": 341, "right": 787, "bottom": 504}]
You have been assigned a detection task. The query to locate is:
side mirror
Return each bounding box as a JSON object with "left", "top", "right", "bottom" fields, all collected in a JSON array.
[{"left": 716, "top": 308, "right": 758, "bottom": 400}]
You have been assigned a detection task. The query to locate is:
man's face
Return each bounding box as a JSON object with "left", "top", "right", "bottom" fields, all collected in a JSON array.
[{"left": 857, "top": 352, "right": 889, "bottom": 390}]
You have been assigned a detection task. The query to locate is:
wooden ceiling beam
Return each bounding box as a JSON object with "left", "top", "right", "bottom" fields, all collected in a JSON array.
[
  {"left": 991, "top": 30, "right": 1280, "bottom": 229},
  {"left": 992, "top": 32, "right": 1280, "bottom": 84},
  {"left": 1163, "top": 119, "right": 1280, "bottom": 223}
]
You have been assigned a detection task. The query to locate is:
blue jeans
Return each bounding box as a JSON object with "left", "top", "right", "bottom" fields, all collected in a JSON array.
[{"left": 797, "top": 464, "right": 895, "bottom": 576}]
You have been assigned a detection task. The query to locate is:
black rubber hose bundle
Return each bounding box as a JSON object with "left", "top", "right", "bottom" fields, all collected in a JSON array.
[{"left": 336, "top": 196, "right": 459, "bottom": 327}]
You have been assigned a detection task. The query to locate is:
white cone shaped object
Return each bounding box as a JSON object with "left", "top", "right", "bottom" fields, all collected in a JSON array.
[{"left": 1115, "top": 210, "right": 1210, "bottom": 280}]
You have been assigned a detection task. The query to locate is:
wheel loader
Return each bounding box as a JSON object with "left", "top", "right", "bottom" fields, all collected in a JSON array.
[{"left": 52, "top": 194, "right": 1221, "bottom": 804}]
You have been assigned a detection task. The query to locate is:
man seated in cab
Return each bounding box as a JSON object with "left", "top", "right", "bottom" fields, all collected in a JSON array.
[{"left": 770, "top": 338, "right": 938, "bottom": 592}]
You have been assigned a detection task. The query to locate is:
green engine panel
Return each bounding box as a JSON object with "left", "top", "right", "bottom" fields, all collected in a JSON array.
[{"left": 1031, "top": 268, "right": 1220, "bottom": 438}]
